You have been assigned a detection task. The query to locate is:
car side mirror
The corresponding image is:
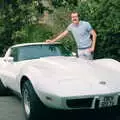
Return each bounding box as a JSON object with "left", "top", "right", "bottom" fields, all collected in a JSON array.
[{"left": 4, "top": 57, "right": 14, "bottom": 63}]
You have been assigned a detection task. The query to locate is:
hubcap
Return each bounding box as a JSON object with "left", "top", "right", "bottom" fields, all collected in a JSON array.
[{"left": 23, "top": 89, "right": 30, "bottom": 117}]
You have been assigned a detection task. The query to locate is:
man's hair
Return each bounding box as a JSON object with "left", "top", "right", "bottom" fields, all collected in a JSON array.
[{"left": 71, "top": 12, "right": 80, "bottom": 18}]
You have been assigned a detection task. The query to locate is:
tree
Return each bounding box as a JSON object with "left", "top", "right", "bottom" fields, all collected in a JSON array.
[
  {"left": 51, "top": 0, "right": 78, "bottom": 8},
  {"left": 0, "top": 0, "right": 45, "bottom": 56}
]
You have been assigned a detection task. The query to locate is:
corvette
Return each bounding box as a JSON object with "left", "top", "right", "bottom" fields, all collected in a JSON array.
[{"left": 0, "top": 42, "right": 120, "bottom": 120}]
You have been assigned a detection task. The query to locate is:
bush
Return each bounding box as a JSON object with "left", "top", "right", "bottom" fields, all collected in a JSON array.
[{"left": 26, "top": 24, "right": 53, "bottom": 42}]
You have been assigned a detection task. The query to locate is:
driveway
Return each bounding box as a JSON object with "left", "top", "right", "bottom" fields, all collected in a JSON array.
[{"left": 0, "top": 96, "right": 25, "bottom": 120}]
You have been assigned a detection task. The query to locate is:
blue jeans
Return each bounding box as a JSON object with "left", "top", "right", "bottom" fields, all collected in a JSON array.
[{"left": 77, "top": 49, "right": 93, "bottom": 60}]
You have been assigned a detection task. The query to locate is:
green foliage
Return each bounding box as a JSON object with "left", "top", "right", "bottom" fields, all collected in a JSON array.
[
  {"left": 0, "top": 0, "right": 45, "bottom": 56},
  {"left": 51, "top": 0, "right": 78, "bottom": 9},
  {"left": 26, "top": 24, "right": 53, "bottom": 43}
]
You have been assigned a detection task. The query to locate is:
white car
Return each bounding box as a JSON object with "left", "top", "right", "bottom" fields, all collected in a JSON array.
[{"left": 0, "top": 42, "right": 120, "bottom": 120}]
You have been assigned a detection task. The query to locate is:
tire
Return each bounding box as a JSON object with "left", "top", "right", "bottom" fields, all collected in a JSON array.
[
  {"left": 0, "top": 79, "right": 8, "bottom": 96},
  {"left": 21, "top": 80, "right": 46, "bottom": 120}
]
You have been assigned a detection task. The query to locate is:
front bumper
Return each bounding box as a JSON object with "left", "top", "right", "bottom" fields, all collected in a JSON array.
[{"left": 39, "top": 92, "right": 120, "bottom": 110}]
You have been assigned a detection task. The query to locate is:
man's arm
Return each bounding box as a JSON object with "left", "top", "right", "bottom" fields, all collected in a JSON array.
[
  {"left": 89, "top": 30, "right": 97, "bottom": 52},
  {"left": 46, "top": 30, "right": 69, "bottom": 42}
]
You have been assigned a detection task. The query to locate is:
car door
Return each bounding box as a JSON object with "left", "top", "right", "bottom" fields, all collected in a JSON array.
[{"left": 1, "top": 47, "right": 24, "bottom": 92}]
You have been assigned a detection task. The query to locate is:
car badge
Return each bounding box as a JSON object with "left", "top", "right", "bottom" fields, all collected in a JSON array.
[{"left": 99, "top": 81, "right": 106, "bottom": 85}]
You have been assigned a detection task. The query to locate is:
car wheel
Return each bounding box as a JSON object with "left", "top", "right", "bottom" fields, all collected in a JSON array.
[
  {"left": 21, "top": 80, "right": 46, "bottom": 120},
  {"left": 0, "top": 79, "right": 8, "bottom": 96}
]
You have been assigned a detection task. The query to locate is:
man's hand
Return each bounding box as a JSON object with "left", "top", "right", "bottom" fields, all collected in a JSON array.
[
  {"left": 46, "top": 39, "right": 51, "bottom": 42},
  {"left": 46, "top": 39, "right": 54, "bottom": 43},
  {"left": 87, "top": 47, "right": 94, "bottom": 53}
]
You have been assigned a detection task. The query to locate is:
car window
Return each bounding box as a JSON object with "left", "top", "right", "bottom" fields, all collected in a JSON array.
[
  {"left": 10, "top": 48, "right": 18, "bottom": 61},
  {"left": 17, "top": 44, "right": 72, "bottom": 61}
]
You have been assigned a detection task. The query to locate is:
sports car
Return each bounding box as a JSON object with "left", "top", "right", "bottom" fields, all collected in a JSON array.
[{"left": 0, "top": 42, "right": 120, "bottom": 120}]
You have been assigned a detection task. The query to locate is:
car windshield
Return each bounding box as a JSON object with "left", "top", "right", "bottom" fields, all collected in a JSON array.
[{"left": 16, "top": 44, "right": 72, "bottom": 61}]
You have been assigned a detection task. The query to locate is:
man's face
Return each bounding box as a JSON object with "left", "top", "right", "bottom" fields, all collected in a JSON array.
[{"left": 71, "top": 13, "right": 79, "bottom": 24}]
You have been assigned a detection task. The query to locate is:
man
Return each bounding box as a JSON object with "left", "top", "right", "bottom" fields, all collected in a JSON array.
[{"left": 46, "top": 12, "right": 97, "bottom": 60}]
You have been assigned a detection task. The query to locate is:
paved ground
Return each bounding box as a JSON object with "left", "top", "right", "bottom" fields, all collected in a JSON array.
[
  {"left": 0, "top": 96, "right": 25, "bottom": 120},
  {"left": 0, "top": 95, "right": 120, "bottom": 120}
]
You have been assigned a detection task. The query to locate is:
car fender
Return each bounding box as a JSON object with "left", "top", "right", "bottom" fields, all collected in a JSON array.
[
  {"left": 93, "top": 58, "right": 120, "bottom": 72},
  {"left": 19, "top": 66, "right": 45, "bottom": 101}
]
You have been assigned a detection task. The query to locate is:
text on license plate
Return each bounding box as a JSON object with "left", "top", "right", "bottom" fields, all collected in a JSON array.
[{"left": 99, "top": 96, "right": 117, "bottom": 108}]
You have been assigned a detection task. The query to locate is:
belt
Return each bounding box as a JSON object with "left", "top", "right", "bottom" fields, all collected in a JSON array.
[{"left": 78, "top": 46, "right": 90, "bottom": 50}]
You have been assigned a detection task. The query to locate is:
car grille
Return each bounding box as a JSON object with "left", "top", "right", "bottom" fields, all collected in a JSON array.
[
  {"left": 117, "top": 96, "right": 120, "bottom": 105},
  {"left": 95, "top": 98, "right": 100, "bottom": 109},
  {"left": 66, "top": 98, "right": 93, "bottom": 108}
]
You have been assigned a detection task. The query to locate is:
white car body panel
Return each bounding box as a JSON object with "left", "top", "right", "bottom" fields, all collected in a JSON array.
[{"left": 0, "top": 42, "right": 120, "bottom": 110}]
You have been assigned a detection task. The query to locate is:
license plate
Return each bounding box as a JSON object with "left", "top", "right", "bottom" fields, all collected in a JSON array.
[{"left": 99, "top": 96, "right": 116, "bottom": 108}]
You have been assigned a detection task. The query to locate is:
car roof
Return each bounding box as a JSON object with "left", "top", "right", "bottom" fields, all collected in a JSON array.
[{"left": 11, "top": 42, "right": 61, "bottom": 48}]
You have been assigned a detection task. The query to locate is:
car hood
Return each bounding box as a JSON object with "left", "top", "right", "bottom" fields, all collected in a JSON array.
[
  {"left": 28, "top": 56, "right": 96, "bottom": 80},
  {"left": 25, "top": 57, "right": 120, "bottom": 96}
]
